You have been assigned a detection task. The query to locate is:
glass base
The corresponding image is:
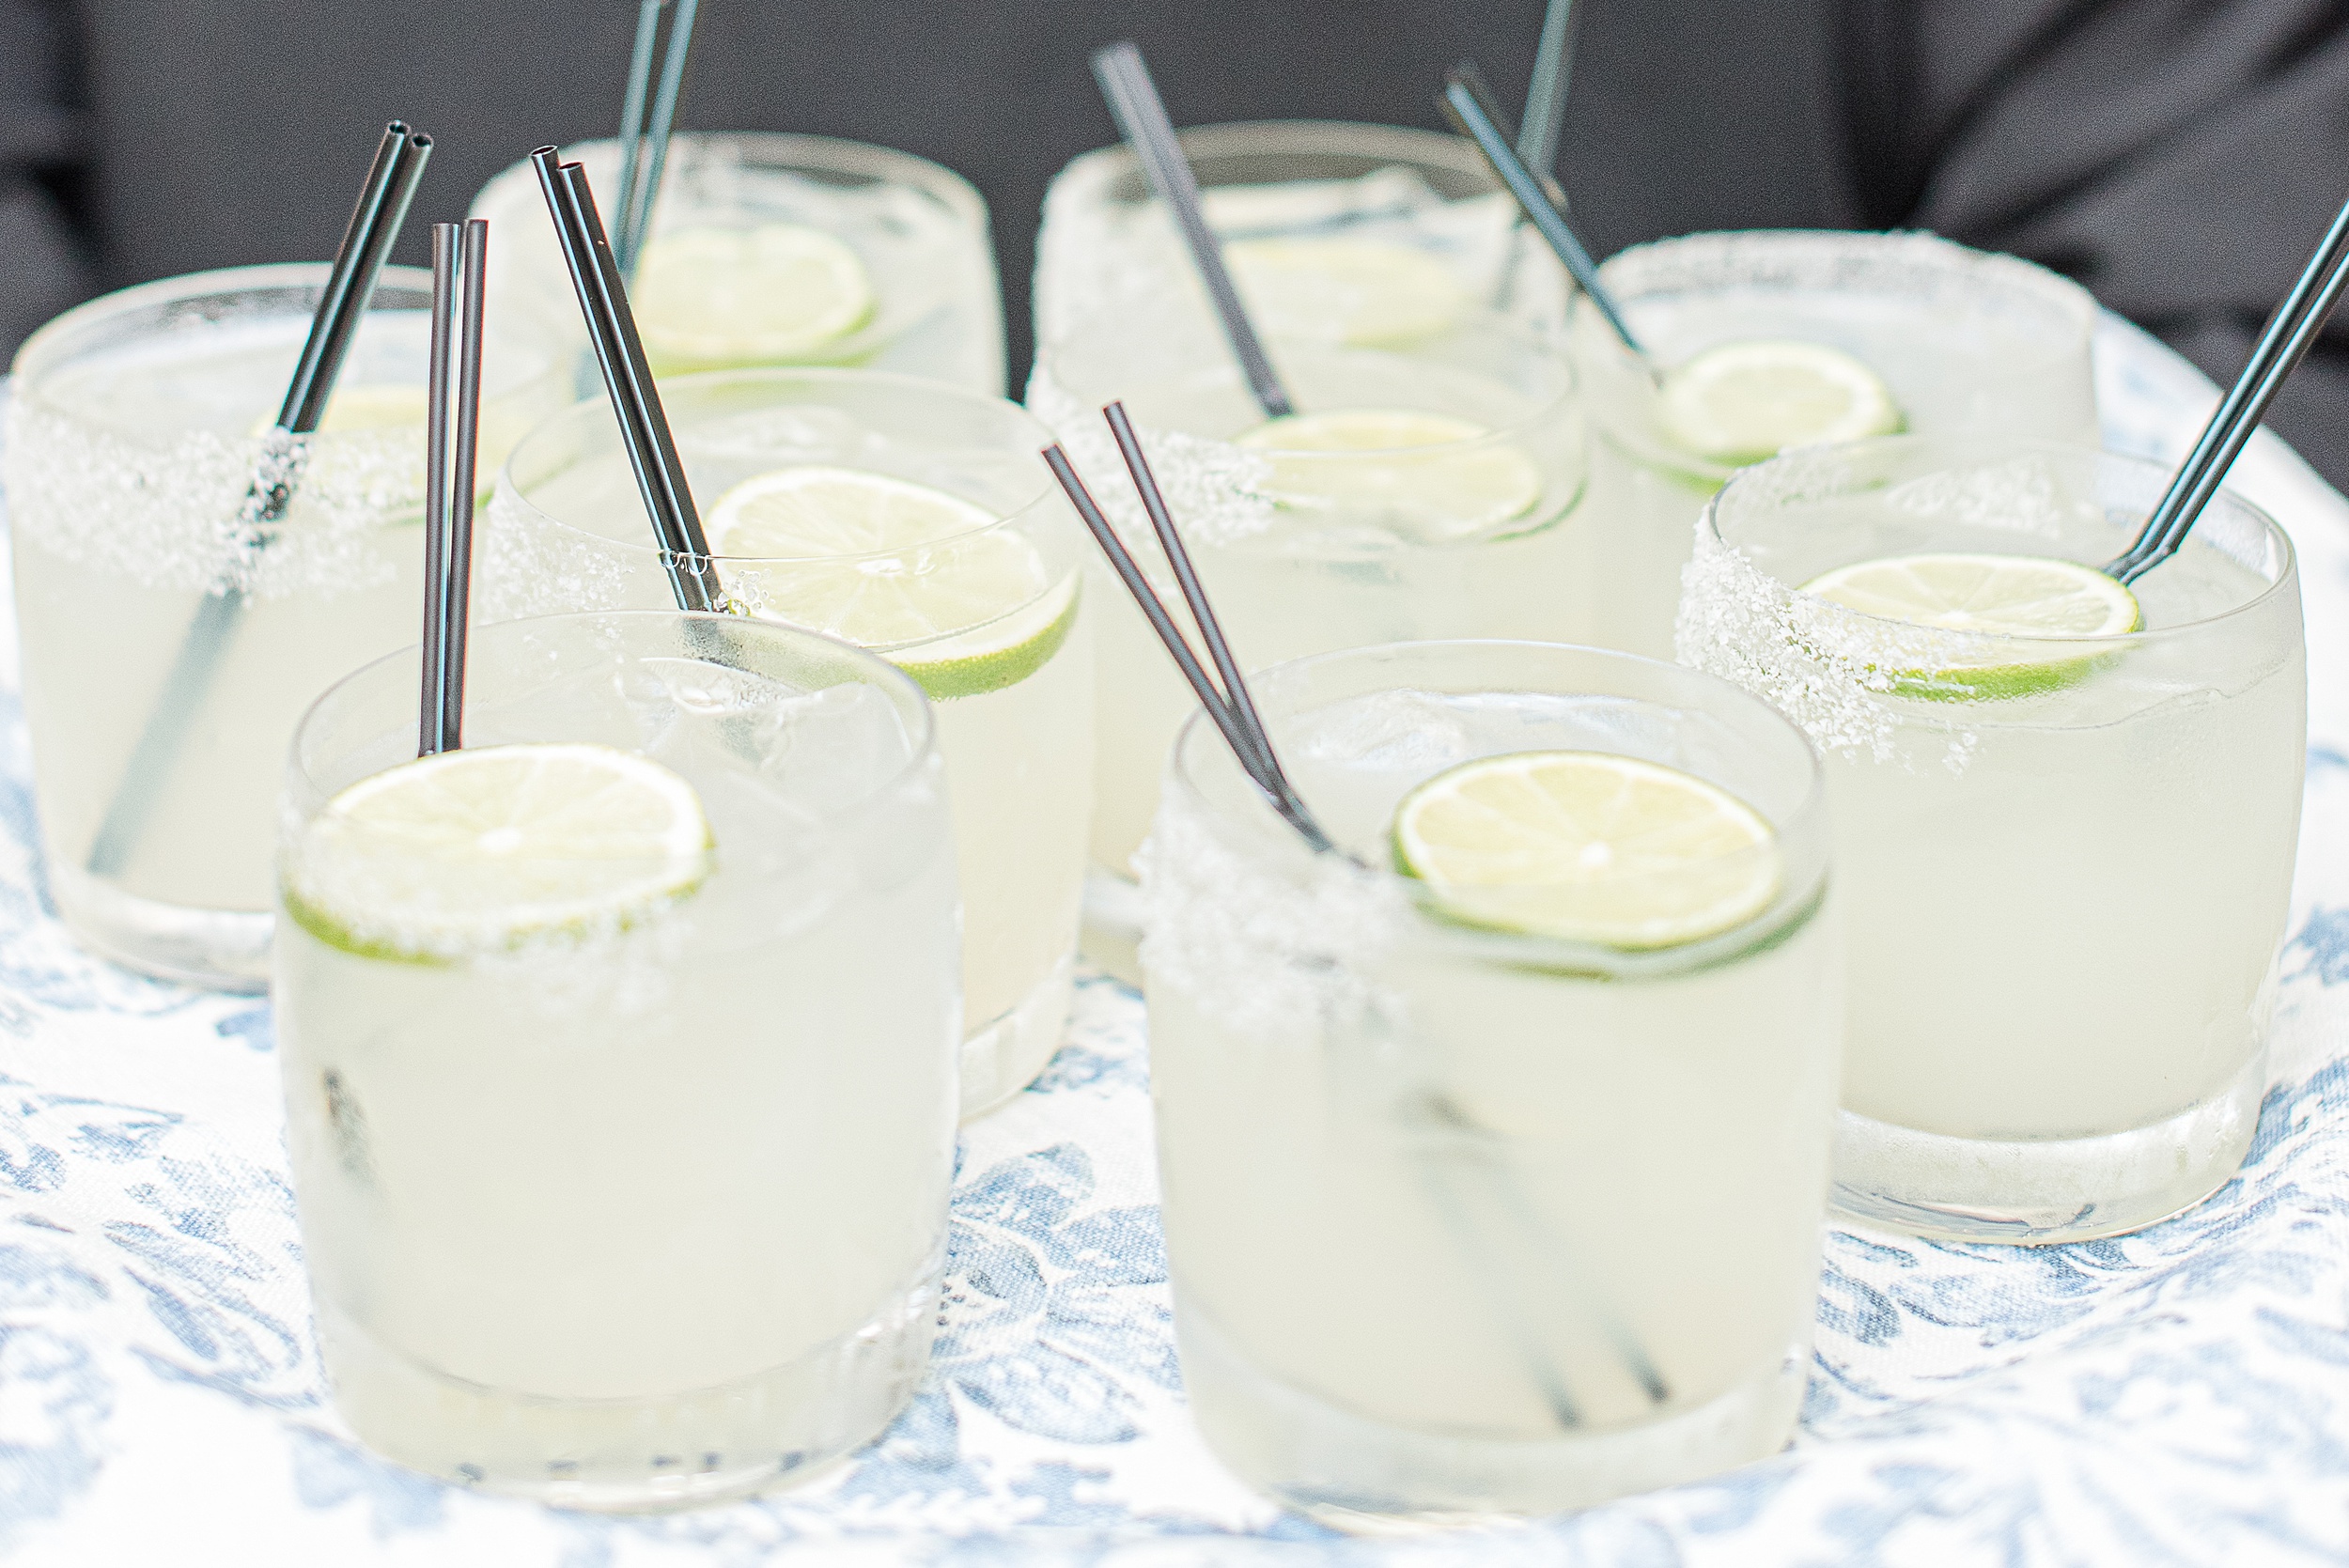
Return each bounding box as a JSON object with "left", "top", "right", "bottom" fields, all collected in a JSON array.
[
  {"left": 959, "top": 954, "right": 1076, "bottom": 1120},
  {"left": 1175, "top": 1297, "right": 1806, "bottom": 1527},
  {"left": 314, "top": 1266, "right": 941, "bottom": 1512},
  {"left": 49, "top": 862, "right": 271, "bottom": 992},
  {"left": 1830, "top": 1051, "right": 2265, "bottom": 1244},
  {"left": 1078, "top": 865, "right": 1145, "bottom": 991}
]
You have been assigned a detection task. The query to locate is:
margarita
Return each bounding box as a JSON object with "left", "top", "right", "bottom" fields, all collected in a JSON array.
[
  {"left": 1574, "top": 230, "right": 2100, "bottom": 660},
  {"left": 1679, "top": 436, "right": 2305, "bottom": 1242},
  {"left": 485, "top": 370, "right": 1091, "bottom": 1117},
  {"left": 1036, "top": 121, "right": 1570, "bottom": 354},
  {"left": 473, "top": 133, "right": 1004, "bottom": 394},
  {"left": 275, "top": 610, "right": 957, "bottom": 1509},
  {"left": 1032, "top": 303, "right": 1587, "bottom": 976},
  {"left": 1143, "top": 640, "right": 1839, "bottom": 1523},
  {"left": 1, "top": 264, "right": 569, "bottom": 989}
]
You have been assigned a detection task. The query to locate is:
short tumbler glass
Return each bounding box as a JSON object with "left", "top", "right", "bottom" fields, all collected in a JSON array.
[
  {"left": 1679, "top": 436, "right": 2306, "bottom": 1242},
  {"left": 485, "top": 370, "right": 1093, "bottom": 1118},
  {"left": 275, "top": 610, "right": 959, "bottom": 1509},
  {"left": 2, "top": 263, "right": 568, "bottom": 989},
  {"left": 1143, "top": 640, "right": 1840, "bottom": 1525}
]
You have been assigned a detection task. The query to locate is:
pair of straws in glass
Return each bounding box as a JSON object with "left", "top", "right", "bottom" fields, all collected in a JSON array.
[{"left": 416, "top": 220, "right": 489, "bottom": 759}]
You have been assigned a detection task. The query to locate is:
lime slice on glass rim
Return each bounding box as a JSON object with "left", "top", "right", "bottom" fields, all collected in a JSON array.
[
  {"left": 1391, "top": 750, "right": 1781, "bottom": 948},
  {"left": 1223, "top": 237, "right": 1468, "bottom": 347},
  {"left": 282, "top": 743, "right": 715, "bottom": 963},
  {"left": 632, "top": 224, "right": 877, "bottom": 369},
  {"left": 1800, "top": 552, "right": 2142, "bottom": 700},
  {"left": 1659, "top": 339, "right": 1904, "bottom": 464},
  {"left": 705, "top": 465, "right": 1077, "bottom": 701},
  {"left": 1236, "top": 409, "right": 1545, "bottom": 541}
]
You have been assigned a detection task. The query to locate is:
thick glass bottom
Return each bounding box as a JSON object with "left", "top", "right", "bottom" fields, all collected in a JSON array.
[
  {"left": 1175, "top": 1296, "right": 1806, "bottom": 1528},
  {"left": 959, "top": 953, "right": 1076, "bottom": 1120},
  {"left": 1078, "top": 865, "right": 1145, "bottom": 991},
  {"left": 1831, "top": 1050, "right": 2266, "bottom": 1244},
  {"left": 313, "top": 1268, "right": 941, "bottom": 1511},
  {"left": 49, "top": 862, "right": 271, "bottom": 992}
]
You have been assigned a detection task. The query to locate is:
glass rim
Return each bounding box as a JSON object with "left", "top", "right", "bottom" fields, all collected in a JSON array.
[
  {"left": 1703, "top": 433, "right": 2301, "bottom": 644},
  {"left": 474, "top": 130, "right": 991, "bottom": 225},
  {"left": 500, "top": 365, "right": 1062, "bottom": 567},
  {"left": 290, "top": 607, "right": 941, "bottom": 827},
  {"left": 1163, "top": 638, "right": 1828, "bottom": 970},
  {"left": 8, "top": 260, "right": 442, "bottom": 384},
  {"left": 1041, "top": 309, "right": 1580, "bottom": 458},
  {"left": 1058, "top": 117, "right": 1494, "bottom": 186}
]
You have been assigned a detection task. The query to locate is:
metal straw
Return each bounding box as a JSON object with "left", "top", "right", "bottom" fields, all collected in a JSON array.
[
  {"left": 1044, "top": 414, "right": 1669, "bottom": 1426},
  {"left": 531, "top": 147, "right": 726, "bottom": 613},
  {"left": 1440, "top": 62, "right": 1641, "bottom": 356},
  {"left": 419, "top": 220, "right": 488, "bottom": 757},
  {"left": 1042, "top": 443, "right": 1332, "bottom": 853},
  {"left": 612, "top": 0, "right": 701, "bottom": 280},
  {"left": 87, "top": 122, "right": 431, "bottom": 878},
  {"left": 1090, "top": 40, "right": 1296, "bottom": 420},
  {"left": 1517, "top": 0, "right": 1579, "bottom": 176},
  {"left": 2107, "top": 190, "right": 2349, "bottom": 584}
]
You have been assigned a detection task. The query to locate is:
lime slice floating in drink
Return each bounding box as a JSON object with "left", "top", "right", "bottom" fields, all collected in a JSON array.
[
  {"left": 1236, "top": 409, "right": 1544, "bottom": 541},
  {"left": 633, "top": 224, "right": 877, "bottom": 370},
  {"left": 1391, "top": 750, "right": 1781, "bottom": 947},
  {"left": 1224, "top": 238, "right": 1468, "bottom": 347},
  {"left": 706, "top": 466, "right": 1075, "bottom": 701},
  {"left": 1658, "top": 339, "right": 1905, "bottom": 464},
  {"left": 283, "top": 742, "right": 716, "bottom": 962},
  {"left": 1801, "top": 551, "right": 2141, "bottom": 699}
]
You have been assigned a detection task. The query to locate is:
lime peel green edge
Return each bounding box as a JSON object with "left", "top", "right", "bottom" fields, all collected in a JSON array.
[
  {"left": 894, "top": 587, "right": 1079, "bottom": 701},
  {"left": 278, "top": 854, "right": 713, "bottom": 968}
]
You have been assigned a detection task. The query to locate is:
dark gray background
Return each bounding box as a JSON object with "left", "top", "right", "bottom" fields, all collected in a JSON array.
[{"left": 8, "top": 0, "right": 2348, "bottom": 480}]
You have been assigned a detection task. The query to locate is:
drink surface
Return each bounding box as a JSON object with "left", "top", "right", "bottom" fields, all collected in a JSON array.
[
  {"left": 473, "top": 134, "right": 1005, "bottom": 394},
  {"left": 1142, "top": 652, "right": 1839, "bottom": 1517},
  {"left": 485, "top": 377, "right": 1091, "bottom": 1110},
  {"left": 5, "top": 284, "right": 566, "bottom": 988},
  {"left": 274, "top": 623, "right": 958, "bottom": 1500}
]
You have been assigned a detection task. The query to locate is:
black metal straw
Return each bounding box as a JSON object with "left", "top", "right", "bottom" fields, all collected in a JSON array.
[
  {"left": 87, "top": 122, "right": 432, "bottom": 878},
  {"left": 1440, "top": 63, "right": 1641, "bottom": 356},
  {"left": 531, "top": 147, "right": 726, "bottom": 613},
  {"left": 612, "top": 0, "right": 700, "bottom": 280},
  {"left": 1040, "top": 438, "right": 1330, "bottom": 853},
  {"left": 2107, "top": 191, "right": 2349, "bottom": 584},
  {"left": 420, "top": 221, "right": 488, "bottom": 757},
  {"left": 1517, "top": 0, "right": 1579, "bottom": 176},
  {"left": 1090, "top": 41, "right": 1296, "bottom": 420}
]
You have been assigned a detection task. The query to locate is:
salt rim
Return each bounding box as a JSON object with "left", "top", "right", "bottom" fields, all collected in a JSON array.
[
  {"left": 1671, "top": 453, "right": 2107, "bottom": 774},
  {"left": 1135, "top": 779, "right": 1409, "bottom": 1048},
  {"left": 477, "top": 484, "right": 649, "bottom": 622},
  {"left": 1025, "top": 365, "right": 1278, "bottom": 552},
  {"left": 3, "top": 396, "right": 418, "bottom": 599}
]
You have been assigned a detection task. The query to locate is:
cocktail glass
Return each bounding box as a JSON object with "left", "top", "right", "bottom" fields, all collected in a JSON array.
[
  {"left": 2, "top": 263, "right": 570, "bottom": 989},
  {"left": 1143, "top": 638, "right": 1839, "bottom": 1523},
  {"left": 1035, "top": 120, "right": 1570, "bottom": 354},
  {"left": 1575, "top": 230, "right": 2100, "bottom": 660},
  {"left": 473, "top": 133, "right": 1005, "bottom": 394},
  {"left": 276, "top": 609, "right": 958, "bottom": 1509},
  {"left": 1032, "top": 303, "right": 1586, "bottom": 979},
  {"left": 485, "top": 369, "right": 1091, "bottom": 1117},
  {"left": 1680, "top": 435, "right": 2305, "bottom": 1241}
]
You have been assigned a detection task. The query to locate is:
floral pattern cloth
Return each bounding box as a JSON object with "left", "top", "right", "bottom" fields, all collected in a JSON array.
[{"left": 1, "top": 318, "right": 2346, "bottom": 1566}]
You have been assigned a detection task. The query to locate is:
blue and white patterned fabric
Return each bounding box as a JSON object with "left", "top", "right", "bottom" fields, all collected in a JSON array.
[{"left": 1, "top": 318, "right": 2345, "bottom": 1566}]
